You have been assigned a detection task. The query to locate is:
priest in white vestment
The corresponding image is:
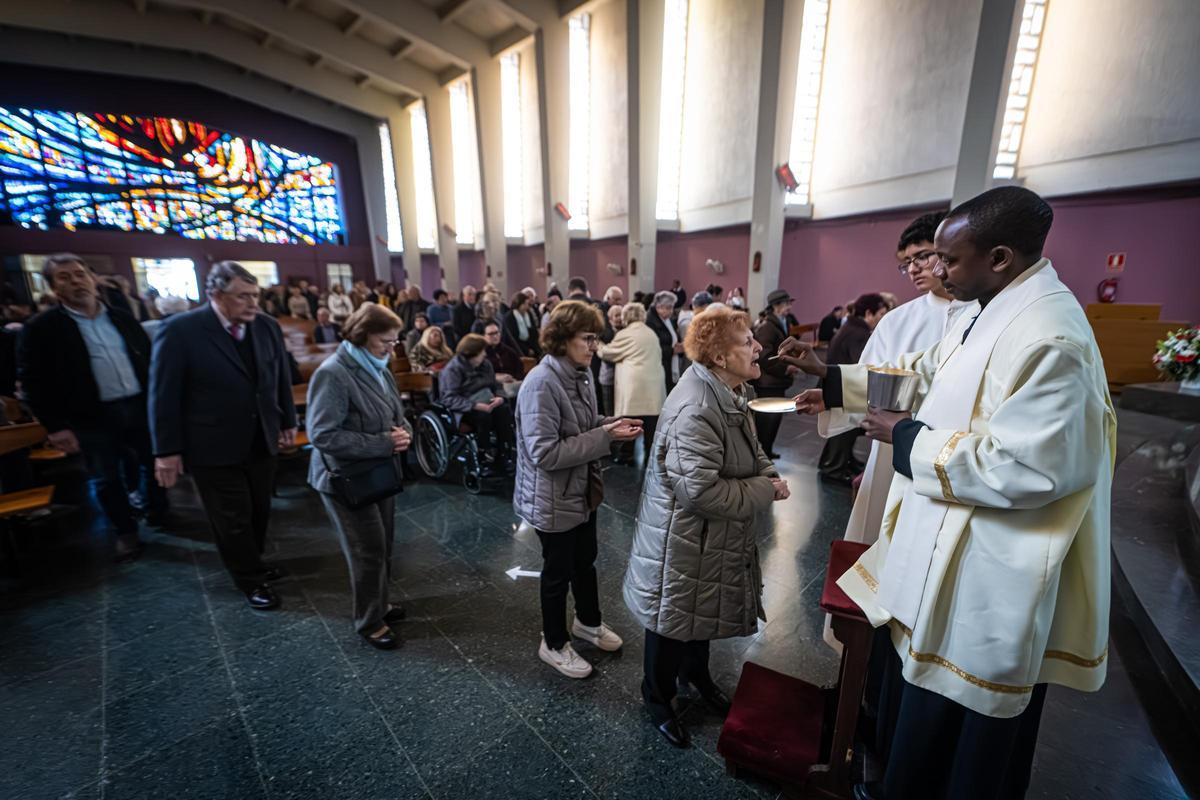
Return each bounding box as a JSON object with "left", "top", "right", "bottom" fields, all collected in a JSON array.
[{"left": 792, "top": 187, "right": 1115, "bottom": 800}]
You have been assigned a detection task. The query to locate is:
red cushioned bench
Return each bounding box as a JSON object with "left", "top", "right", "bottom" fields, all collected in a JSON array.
[{"left": 718, "top": 539, "right": 872, "bottom": 799}]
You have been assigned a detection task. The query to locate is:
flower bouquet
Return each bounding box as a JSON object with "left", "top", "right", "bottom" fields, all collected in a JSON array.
[{"left": 1154, "top": 326, "right": 1200, "bottom": 392}]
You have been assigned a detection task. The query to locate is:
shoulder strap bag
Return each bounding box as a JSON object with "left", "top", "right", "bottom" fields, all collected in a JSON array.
[{"left": 320, "top": 451, "right": 404, "bottom": 510}]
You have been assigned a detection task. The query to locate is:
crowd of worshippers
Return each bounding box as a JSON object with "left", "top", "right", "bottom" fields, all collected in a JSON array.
[{"left": 3, "top": 184, "right": 1113, "bottom": 800}]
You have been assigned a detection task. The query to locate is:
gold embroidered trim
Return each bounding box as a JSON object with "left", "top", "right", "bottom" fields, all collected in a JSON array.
[
  {"left": 853, "top": 563, "right": 878, "bottom": 592},
  {"left": 1044, "top": 647, "right": 1108, "bottom": 668},
  {"left": 933, "top": 431, "right": 969, "bottom": 502}
]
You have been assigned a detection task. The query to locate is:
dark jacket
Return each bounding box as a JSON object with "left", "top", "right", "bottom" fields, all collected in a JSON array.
[
  {"left": 487, "top": 342, "right": 526, "bottom": 379},
  {"left": 149, "top": 305, "right": 297, "bottom": 467},
  {"left": 500, "top": 308, "right": 540, "bottom": 357},
  {"left": 827, "top": 315, "right": 871, "bottom": 366},
  {"left": 645, "top": 311, "right": 677, "bottom": 386},
  {"left": 396, "top": 298, "right": 430, "bottom": 331},
  {"left": 313, "top": 322, "right": 341, "bottom": 344},
  {"left": 818, "top": 312, "right": 841, "bottom": 343},
  {"left": 18, "top": 303, "right": 151, "bottom": 433},
  {"left": 452, "top": 300, "right": 476, "bottom": 340},
  {"left": 752, "top": 315, "right": 792, "bottom": 389},
  {"left": 438, "top": 354, "right": 499, "bottom": 420}
]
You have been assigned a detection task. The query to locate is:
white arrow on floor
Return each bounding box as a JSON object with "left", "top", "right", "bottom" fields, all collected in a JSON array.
[{"left": 505, "top": 566, "right": 541, "bottom": 581}]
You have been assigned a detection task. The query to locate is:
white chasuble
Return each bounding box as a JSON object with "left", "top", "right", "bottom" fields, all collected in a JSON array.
[{"left": 834, "top": 260, "right": 1116, "bottom": 718}]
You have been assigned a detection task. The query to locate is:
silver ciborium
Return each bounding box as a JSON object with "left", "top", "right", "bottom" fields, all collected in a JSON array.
[{"left": 867, "top": 366, "right": 919, "bottom": 412}]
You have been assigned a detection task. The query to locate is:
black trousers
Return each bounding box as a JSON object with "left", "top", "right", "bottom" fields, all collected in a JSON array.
[
  {"left": 752, "top": 385, "right": 789, "bottom": 455},
  {"left": 537, "top": 513, "right": 601, "bottom": 650},
  {"left": 463, "top": 403, "right": 516, "bottom": 450},
  {"left": 875, "top": 637, "right": 1047, "bottom": 800},
  {"left": 641, "top": 629, "right": 714, "bottom": 724},
  {"left": 190, "top": 455, "right": 277, "bottom": 592},
  {"left": 76, "top": 395, "right": 167, "bottom": 537},
  {"left": 819, "top": 428, "right": 862, "bottom": 476}
]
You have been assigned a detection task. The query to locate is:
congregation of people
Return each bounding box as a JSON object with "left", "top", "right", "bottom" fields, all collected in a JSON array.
[{"left": 0, "top": 185, "right": 1114, "bottom": 800}]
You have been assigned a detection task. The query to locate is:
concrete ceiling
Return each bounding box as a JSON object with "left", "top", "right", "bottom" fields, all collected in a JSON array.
[{"left": 0, "top": 0, "right": 549, "bottom": 118}]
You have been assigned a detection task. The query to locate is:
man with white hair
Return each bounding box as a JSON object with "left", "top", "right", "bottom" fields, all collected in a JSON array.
[{"left": 646, "top": 290, "right": 683, "bottom": 394}]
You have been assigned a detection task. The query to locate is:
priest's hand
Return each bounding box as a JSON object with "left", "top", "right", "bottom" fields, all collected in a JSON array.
[
  {"left": 862, "top": 407, "right": 911, "bottom": 444},
  {"left": 793, "top": 389, "right": 825, "bottom": 415},
  {"left": 776, "top": 338, "right": 827, "bottom": 378}
]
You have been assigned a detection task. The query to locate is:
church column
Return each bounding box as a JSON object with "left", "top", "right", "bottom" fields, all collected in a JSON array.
[
  {"left": 534, "top": 20, "right": 571, "bottom": 293},
  {"left": 388, "top": 108, "right": 421, "bottom": 287},
  {"left": 425, "top": 87, "right": 460, "bottom": 293},
  {"left": 745, "top": 0, "right": 804, "bottom": 313},
  {"left": 473, "top": 59, "right": 509, "bottom": 295},
  {"left": 950, "top": 0, "right": 1023, "bottom": 207},
  {"left": 626, "top": 0, "right": 664, "bottom": 298},
  {"left": 352, "top": 119, "right": 392, "bottom": 283}
]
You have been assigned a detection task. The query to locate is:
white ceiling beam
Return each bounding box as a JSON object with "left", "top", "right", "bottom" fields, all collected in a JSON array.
[
  {"left": 342, "top": 14, "right": 366, "bottom": 36},
  {"left": 488, "top": 25, "right": 531, "bottom": 57},
  {"left": 328, "top": 0, "right": 489, "bottom": 66},
  {"left": 438, "top": 0, "right": 483, "bottom": 24},
  {"left": 491, "top": 0, "right": 548, "bottom": 30},
  {"left": 0, "top": 0, "right": 404, "bottom": 118},
  {"left": 152, "top": 0, "right": 440, "bottom": 96}
]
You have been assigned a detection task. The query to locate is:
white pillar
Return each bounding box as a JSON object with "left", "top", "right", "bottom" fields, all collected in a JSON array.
[
  {"left": 425, "top": 88, "right": 460, "bottom": 293},
  {"left": 951, "top": 0, "right": 1023, "bottom": 207},
  {"left": 473, "top": 60, "right": 509, "bottom": 295},
  {"left": 389, "top": 109, "right": 421, "bottom": 287},
  {"left": 353, "top": 119, "right": 392, "bottom": 282},
  {"left": 535, "top": 23, "right": 571, "bottom": 293},
  {"left": 626, "top": 0, "right": 664, "bottom": 298}
]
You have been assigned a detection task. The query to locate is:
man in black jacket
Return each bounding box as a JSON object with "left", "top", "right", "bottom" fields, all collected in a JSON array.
[
  {"left": 150, "top": 261, "right": 297, "bottom": 610},
  {"left": 752, "top": 289, "right": 801, "bottom": 459},
  {"left": 452, "top": 285, "right": 478, "bottom": 341},
  {"left": 18, "top": 253, "right": 165, "bottom": 560}
]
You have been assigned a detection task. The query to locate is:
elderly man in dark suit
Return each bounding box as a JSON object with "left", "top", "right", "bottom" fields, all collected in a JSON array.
[
  {"left": 18, "top": 253, "right": 165, "bottom": 561},
  {"left": 150, "top": 261, "right": 297, "bottom": 610}
]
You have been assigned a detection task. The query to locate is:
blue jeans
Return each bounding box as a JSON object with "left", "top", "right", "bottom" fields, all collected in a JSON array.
[{"left": 76, "top": 395, "right": 166, "bottom": 536}]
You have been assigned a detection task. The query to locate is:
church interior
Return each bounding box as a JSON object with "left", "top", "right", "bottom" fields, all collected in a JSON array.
[{"left": 0, "top": 0, "right": 1198, "bottom": 798}]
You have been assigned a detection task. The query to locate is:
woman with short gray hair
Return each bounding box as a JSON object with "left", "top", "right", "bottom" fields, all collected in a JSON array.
[{"left": 646, "top": 290, "right": 683, "bottom": 394}]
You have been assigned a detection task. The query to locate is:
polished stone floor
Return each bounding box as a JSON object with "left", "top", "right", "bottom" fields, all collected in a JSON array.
[{"left": 0, "top": 412, "right": 1190, "bottom": 799}]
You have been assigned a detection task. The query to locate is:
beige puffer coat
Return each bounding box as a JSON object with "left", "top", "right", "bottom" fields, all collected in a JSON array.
[
  {"left": 597, "top": 321, "right": 666, "bottom": 417},
  {"left": 622, "top": 363, "right": 779, "bottom": 641}
]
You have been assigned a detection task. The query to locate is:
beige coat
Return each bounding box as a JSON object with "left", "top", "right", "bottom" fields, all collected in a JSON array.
[{"left": 597, "top": 321, "right": 665, "bottom": 417}]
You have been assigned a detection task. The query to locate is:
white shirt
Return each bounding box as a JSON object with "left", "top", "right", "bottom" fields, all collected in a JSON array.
[
  {"left": 664, "top": 316, "right": 680, "bottom": 383},
  {"left": 859, "top": 292, "right": 974, "bottom": 367}
]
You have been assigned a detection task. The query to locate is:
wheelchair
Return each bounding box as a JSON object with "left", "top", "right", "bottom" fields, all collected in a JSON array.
[{"left": 412, "top": 376, "right": 513, "bottom": 494}]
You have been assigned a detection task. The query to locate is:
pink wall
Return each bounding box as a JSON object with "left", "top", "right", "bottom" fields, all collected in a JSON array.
[
  {"left": 778, "top": 188, "right": 1200, "bottom": 324},
  {"left": 458, "top": 250, "right": 486, "bottom": 291},
  {"left": 568, "top": 236, "right": 629, "bottom": 297},
  {"left": 418, "top": 253, "right": 442, "bottom": 294},
  {"left": 655, "top": 226, "right": 752, "bottom": 305},
  {"left": 506, "top": 243, "right": 545, "bottom": 295}
]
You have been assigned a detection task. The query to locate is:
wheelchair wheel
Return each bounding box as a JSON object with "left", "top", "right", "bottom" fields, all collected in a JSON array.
[
  {"left": 415, "top": 410, "right": 450, "bottom": 478},
  {"left": 462, "top": 471, "right": 482, "bottom": 494}
]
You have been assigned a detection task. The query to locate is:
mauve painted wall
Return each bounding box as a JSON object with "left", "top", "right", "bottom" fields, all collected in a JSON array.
[
  {"left": 459, "top": 250, "right": 486, "bottom": 291},
  {"left": 655, "top": 226, "right": 753, "bottom": 304},
  {"left": 507, "top": 244, "right": 545, "bottom": 295},
  {"left": 419, "top": 253, "right": 443, "bottom": 295},
  {"left": 0, "top": 62, "right": 374, "bottom": 288},
  {"left": 568, "top": 236, "right": 628, "bottom": 297},
  {"left": 778, "top": 188, "right": 1200, "bottom": 324}
]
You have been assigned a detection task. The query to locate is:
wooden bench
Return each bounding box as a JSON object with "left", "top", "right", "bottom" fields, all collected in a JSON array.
[
  {"left": 0, "top": 485, "right": 57, "bottom": 576},
  {"left": 28, "top": 448, "right": 68, "bottom": 462},
  {"left": 521, "top": 356, "right": 538, "bottom": 375}
]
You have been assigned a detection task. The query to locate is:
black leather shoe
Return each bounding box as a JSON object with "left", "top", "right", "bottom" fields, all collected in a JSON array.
[
  {"left": 853, "top": 782, "right": 882, "bottom": 800},
  {"left": 656, "top": 716, "right": 691, "bottom": 748},
  {"left": 384, "top": 606, "right": 407, "bottom": 623},
  {"left": 698, "top": 686, "right": 732, "bottom": 716},
  {"left": 245, "top": 585, "right": 280, "bottom": 610},
  {"left": 361, "top": 626, "right": 399, "bottom": 650},
  {"left": 263, "top": 566, "right": 286, "bottom": 582}
]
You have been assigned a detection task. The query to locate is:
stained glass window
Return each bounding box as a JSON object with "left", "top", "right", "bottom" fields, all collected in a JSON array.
[{"left": 0, "top": 106, "right": 345, "bottom": 245}]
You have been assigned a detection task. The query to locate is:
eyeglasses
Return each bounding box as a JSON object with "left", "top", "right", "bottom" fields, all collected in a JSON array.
[
  {"left": 579, "top": 334, "right": 600, "bottom": 347},
  {"left": 377, "top": 337, "right": 400, "bottom": 346},
  {"left": 896, "top": 251, "right": 941, "bottom": 274}
]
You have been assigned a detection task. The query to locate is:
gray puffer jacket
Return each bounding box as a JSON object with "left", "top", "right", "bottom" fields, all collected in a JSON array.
[
  {"left": 623, "top": 363, "right": 778, "bottom": 641},
  {"left": 513, "top": 355, "right": 613, "bottom": 532}
]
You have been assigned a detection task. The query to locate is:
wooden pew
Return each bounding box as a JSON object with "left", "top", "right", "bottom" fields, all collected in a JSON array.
[{"left": 1091, "top": 318, "right": 1190, "bottom": 388}]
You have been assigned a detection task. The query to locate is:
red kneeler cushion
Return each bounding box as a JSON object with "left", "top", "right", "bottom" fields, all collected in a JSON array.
[
  {"left": 820, "top": 539, "right": 870, "bottom": 620},
  {"left": 717, "top": 662, "right": 828, "bottom": 785}
]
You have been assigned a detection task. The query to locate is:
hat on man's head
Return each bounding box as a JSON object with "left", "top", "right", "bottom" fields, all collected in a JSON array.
[
  {"left": 765, "top": 289, "right": 792, "bottom": 307},
  {"left": 691, "top": 290, "right": 713, "bottom": 308}
]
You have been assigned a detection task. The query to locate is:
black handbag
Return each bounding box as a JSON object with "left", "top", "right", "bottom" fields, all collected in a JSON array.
[{"left": 321, "top": 451, "right": 404, "bottom": 510}]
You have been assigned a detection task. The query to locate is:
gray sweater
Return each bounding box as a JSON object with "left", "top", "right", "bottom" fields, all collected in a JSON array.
[{"left": 306, "top": 349, "right": 410, "bottom": 495}]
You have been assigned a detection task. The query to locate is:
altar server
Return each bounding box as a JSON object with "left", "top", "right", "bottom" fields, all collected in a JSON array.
[{"left": 794, "top": 186, "right": 1115, "bottom": 799}]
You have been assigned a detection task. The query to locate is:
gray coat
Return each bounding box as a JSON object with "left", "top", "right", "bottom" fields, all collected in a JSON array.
[
  {"left": 306, "top": 349, "right": 410, "bottom": 495},
  {"left": 438, "top": 354, "right": 499, "bottom": 420},
  {"left": 513, "top": 355, "right": 613, "bottom": 532},
  {"left": 623, "top": 363, "right": 778, "bottom": 641}
]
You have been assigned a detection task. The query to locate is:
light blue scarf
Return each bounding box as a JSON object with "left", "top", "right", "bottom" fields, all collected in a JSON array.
[{"left": 341, "top": 340, "right": 390, "bottom": 389}]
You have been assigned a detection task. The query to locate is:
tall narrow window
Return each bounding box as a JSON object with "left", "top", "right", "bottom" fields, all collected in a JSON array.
[
  {"left": 993, "top": 0, "right": 1048, "bottom": 180},
  {"left": 501, "top": 53, "right": 525, "bottom": 239},
  {"left": 786, "top": 0, "right": 829, "bottom": 206},
  {"left": 326, "top": 263, "right": 353, "bottom": 290},
  {"left": 378, "top": 121, "right": 404, "bottom": 252},
  {"left": 567, "top": 13, "right": 591, "bottom": 232},
  {"left": 409, "top": 102, "right": 438, "bottom": 251},
  {"left": 655, "top": 0, "right": 689, "bottom": 222},
  {"left": 449, "top": 79, "right": 482, "bottom": 246}
]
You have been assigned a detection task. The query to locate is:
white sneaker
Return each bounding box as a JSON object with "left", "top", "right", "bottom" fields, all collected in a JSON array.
[
  {"left": 539, "top": 636, "right": 593, "bottom": 679},
  {"left": 571, "top": 618, "right": 624, "bottom": 652}
]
